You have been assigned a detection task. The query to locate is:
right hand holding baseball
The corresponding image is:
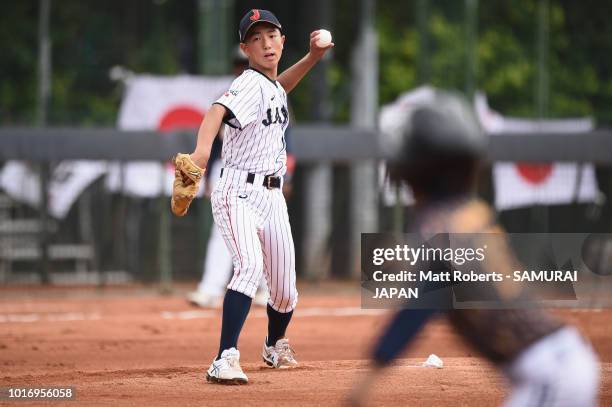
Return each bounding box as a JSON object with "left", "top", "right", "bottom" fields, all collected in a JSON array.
[
  {"left": 171, "top": 153, "right": 205, "bottom": 216},
  {"left": 309, "top": 30, "right": 334, "bottom": 60}
]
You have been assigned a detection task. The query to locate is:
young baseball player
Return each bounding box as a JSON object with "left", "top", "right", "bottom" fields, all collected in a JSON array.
[
  {"left": 171, "top": 9, "right": 333, "bottom": 384},
  {"left": 187, "top": 47, "right": 269, "bottom": 309},
  {"left": 349, "top": 93, "right": 600, "bottom": 406}
]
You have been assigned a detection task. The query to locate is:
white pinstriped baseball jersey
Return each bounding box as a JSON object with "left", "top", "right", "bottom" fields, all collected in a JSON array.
[
  {"left": 209, "top": 67, "right": 297, "bottom": 313},
  {"left": 214, "top": 68, "right": 290, "bottom": 176}
]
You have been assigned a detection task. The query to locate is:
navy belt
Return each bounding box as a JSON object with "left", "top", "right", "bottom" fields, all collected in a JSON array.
[
  {"left": 220, "top": 168, "right": 281, "bottom": 189},
  {"left": 247, "top": 173, "right": 281, "bottom": 189}
]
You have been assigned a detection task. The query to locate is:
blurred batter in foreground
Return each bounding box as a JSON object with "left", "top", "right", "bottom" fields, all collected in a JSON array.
[{"left": 350, "top": 92, "right": 600, "bottom": 407}]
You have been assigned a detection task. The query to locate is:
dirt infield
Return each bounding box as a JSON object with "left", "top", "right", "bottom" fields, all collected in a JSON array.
[{"left": 0, "top": 282, "right": 610, "bottom": 406}]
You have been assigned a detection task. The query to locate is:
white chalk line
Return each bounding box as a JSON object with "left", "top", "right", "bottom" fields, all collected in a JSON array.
[
  {"left": 161, "top": 307, "right": 386, "bottom": 320},
  {"left": 160, "top": 307, "right": 605, "bottom": 320},
  {"left": 0, "top": 307, "right": 384, "bottom": 324},
  {"left": 0, "top": 312, "right": 101, "bottom": 323},
  {"left": 2, "top": 307, "right": 603, "bottom": 324}
]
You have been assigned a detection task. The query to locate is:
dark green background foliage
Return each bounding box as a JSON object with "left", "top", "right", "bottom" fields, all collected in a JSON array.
[{"left": 2, "top": 0, "right": 612, "bottom": 126}]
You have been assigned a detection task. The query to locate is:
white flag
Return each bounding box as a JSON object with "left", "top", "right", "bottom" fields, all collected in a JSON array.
[
  {"left": 0, "top": 75, "right": 234, "bottom": 215},
  {"left": 0, "top": 162, "right": 40, "bottom": 208},
  {"left": 0, "top": 160, "right": 107, "bottom": 219},
  {"left": 108, "top": 74, "right": 233, "bottom": 197},
  {"left": 475, "top": 93, "right": 600, "bottom": 211}
]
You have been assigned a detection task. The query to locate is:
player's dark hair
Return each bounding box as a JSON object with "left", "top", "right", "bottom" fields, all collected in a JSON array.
[{"left": 390, "top": 155, "right": 480, "bottom": 200}]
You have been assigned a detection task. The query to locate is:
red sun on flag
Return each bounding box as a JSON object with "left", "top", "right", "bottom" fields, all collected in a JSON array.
[
  {"left": 157, "top": 106, "right": 205, "bottom": 170},
  {"left": 515, "top": 163, "right": 554, "bottom": 184},
  {"left": 158, "top": 106, "right": 204, "bottom": 132}
]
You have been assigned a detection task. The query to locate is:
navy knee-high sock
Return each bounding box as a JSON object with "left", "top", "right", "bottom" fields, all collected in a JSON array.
[
  {"left": 217, "top": 289, "right": 252, "bottom": 359},
  {"left": 266, "top": 304, "right": 293, "bottom": 347}
]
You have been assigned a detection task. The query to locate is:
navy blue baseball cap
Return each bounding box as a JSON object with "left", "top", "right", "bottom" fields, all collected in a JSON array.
[{"left": 239, "top": 9, "right": 282, "bottom": 42}]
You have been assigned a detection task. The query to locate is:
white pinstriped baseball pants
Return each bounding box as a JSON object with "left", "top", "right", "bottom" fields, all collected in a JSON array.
[
  {"left": 197, "top": 160, "right": 268, "bottom": 297},
  {"left": 503, "top": 327, "right": 600, "bottom": 407},
  {"left": 211, "top": 167, "right": 297, "bottom": 312}
]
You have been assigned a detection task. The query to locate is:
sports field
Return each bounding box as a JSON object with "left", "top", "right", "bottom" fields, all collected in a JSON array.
[{"left": 1, "top": 282, "right": 610, "bottom": 406}]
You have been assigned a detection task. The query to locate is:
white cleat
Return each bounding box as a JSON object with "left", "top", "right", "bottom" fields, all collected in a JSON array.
[
  {"left": 206, "top": 348, "right": 248, "bottom": 385},
  {"left": 262, "top": 338, "right": 298, "bottom": 369},
  {"left": 187, "top": 291, "right": 222, "bottom": 308}
]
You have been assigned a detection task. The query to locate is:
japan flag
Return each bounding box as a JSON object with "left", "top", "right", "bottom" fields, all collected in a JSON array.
[
  {"left": 475, "top": 94, "right": 600, "bottom": 211},
  {"left": 107, "top": 74, "right": 233, "bottom": 197}
]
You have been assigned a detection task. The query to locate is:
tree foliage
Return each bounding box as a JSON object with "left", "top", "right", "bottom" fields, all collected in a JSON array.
[
  {"left": 2, "top": 0, "right": 612, "bottom": 125},
  {"left": 376, "top": 0, "right": 612, "bottom": 123}
]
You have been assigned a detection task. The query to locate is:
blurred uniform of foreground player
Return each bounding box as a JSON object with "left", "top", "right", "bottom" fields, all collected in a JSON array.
[{"left": 349, "top": 92, "right": 600, "bottom": 407}]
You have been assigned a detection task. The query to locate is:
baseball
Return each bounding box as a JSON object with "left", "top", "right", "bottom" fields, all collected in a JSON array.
[{"left": 316, "top": 29, "right": 332, "bottom": 47}]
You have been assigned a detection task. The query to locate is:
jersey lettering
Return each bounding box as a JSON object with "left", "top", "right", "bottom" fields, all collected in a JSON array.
[
  {"left": 262, "top": 106, "right": 289, "bottom": 127},
  {"left": 215, "top": 69, "right": 289, "bottom": 175}
]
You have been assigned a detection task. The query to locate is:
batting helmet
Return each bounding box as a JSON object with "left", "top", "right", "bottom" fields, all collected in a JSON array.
[{"left": 382, "top": 91, "right": 487, "bottom": 194}]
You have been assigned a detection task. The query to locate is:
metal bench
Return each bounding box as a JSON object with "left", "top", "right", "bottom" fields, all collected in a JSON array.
[{"left": 0, "top": 219, "right": 93, "bottom": 282}]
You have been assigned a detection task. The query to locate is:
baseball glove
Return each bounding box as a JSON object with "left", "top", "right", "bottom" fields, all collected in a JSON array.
[{"left": 171, "top": 153, "right": 205, "bottom": 217}]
